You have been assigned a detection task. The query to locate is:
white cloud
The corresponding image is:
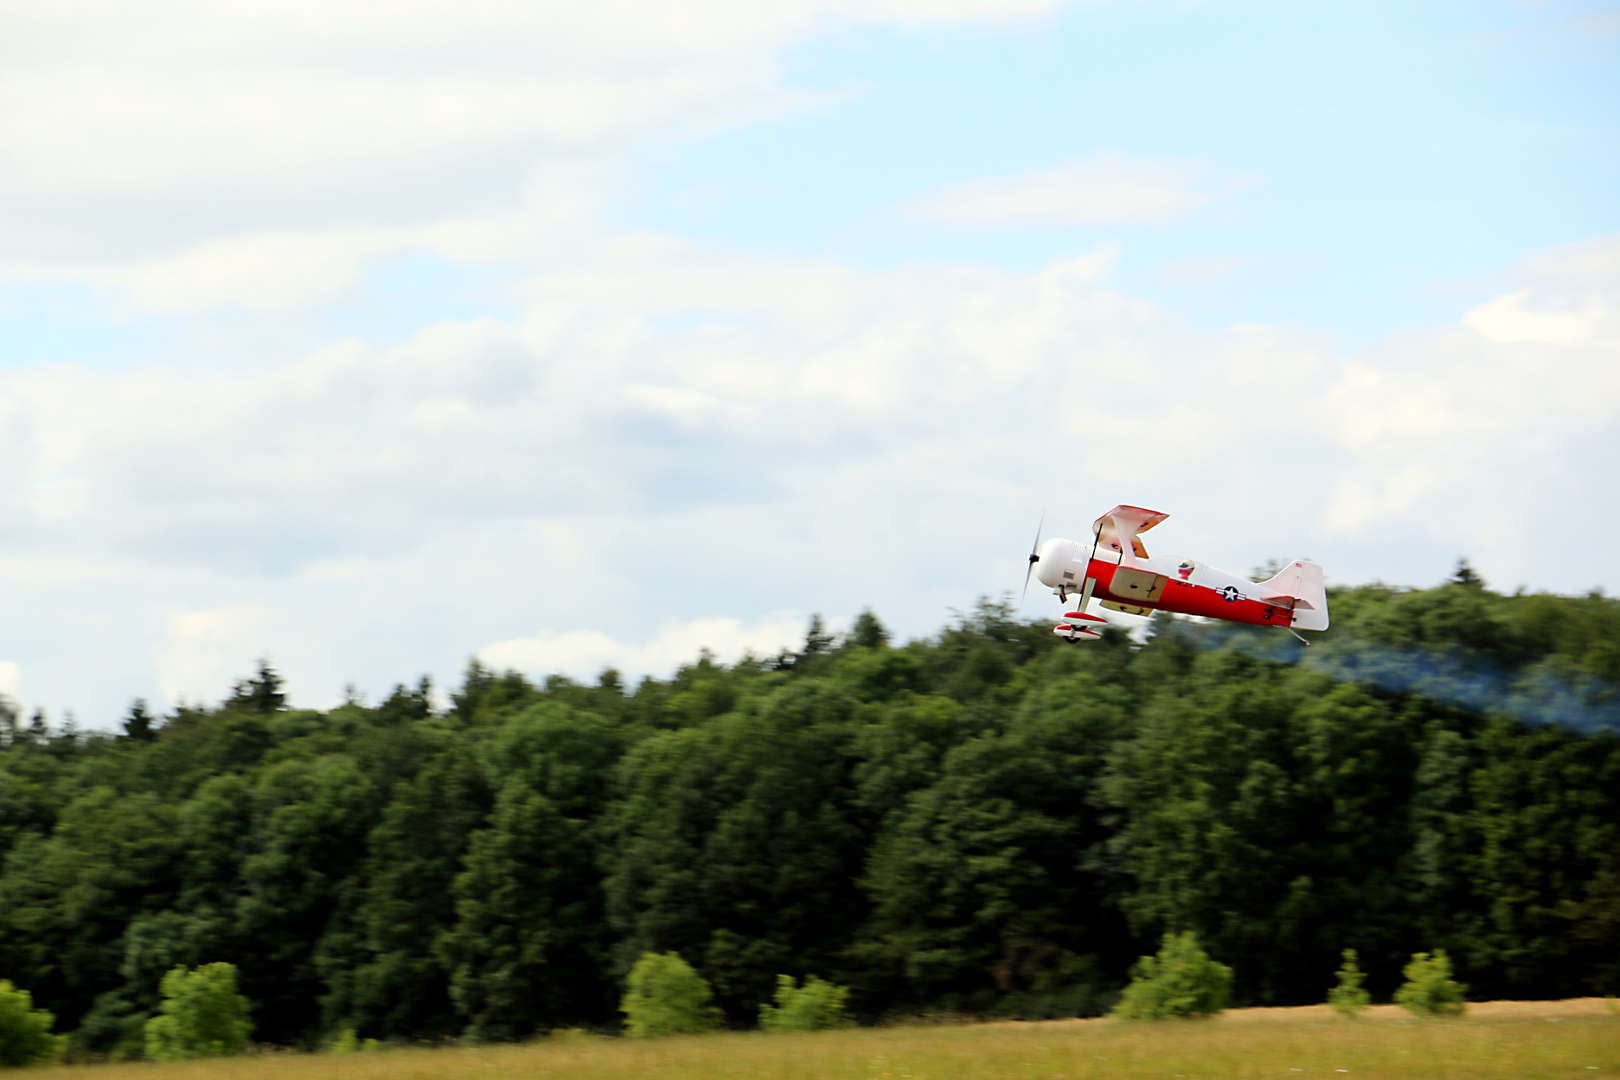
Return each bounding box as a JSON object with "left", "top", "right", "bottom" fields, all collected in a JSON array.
[
  {"left": 0, "top": 0, "right": 1079, "bottom": 305},
  {"left": 0, "top": 663, "right": 23, "bottom": 714},
  {"left": 1571, "top": 9, "right": 1620, "bottom": 35},
  {"left": 92, "top": 231, "right": 405, "bottom": 315},
  {"left": 1463, "top": 289, "right": 1620, "bottom": 348},
  {"left": 0, "top": 242, "right": 1144, "bottom": 573},
  {"left": 1463, "top": 234, "right": 1620, "bottom": 349},
  {"left": 155, "top": 603, "right": 273, "bottom": 707},
  {"left": 4, "top": 228, "right": 1619, "bottom": 725},
  {"left": 1320, "top": 235, "right": 1620, "bottom": 543},
  {"left": 906, "top": 155, "right": 1249, "bottom": 228},
  {"left": 4, "top": 0, "right": 1613, "bottom": 730},
  {"left": 1152, "top": 254, "right": 1250, "bottom": 288},
  {"left": 1519, "top": 233, "right": 1620, "bottom": 284},
  {"left": 479, "top": 613, "right": 814, "bottom": 682},
  {"left": 7, "top": 234, "right": 1618, "bottom": 582}
]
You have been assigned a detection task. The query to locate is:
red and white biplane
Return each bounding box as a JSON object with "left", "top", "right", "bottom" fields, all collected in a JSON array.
[{"left": 1025, "top": 505, "right": 1329, "bottom": 642}]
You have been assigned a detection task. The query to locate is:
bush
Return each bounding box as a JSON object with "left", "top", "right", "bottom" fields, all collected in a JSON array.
[
  {"left": 322, "top": 1027, "right": 380, "bottom": 1053},
  {"left": 620, "top": 953, "right": 722, "bottom": 1038},
  {"left": 1327, "top": 949, "right": 1371, "bottom": 1018},
  {"left": 1393, "top": 951, "right": 1466, "bottom": 1017},
  {"left": 1110, "top": 932, "right": 1233, "bottom": 1020},
  {"left": 143, "top": 963, "right": 254, "bottom": 1060},
  {"left": 758, "top": 975, "right": 851, "bottom": 1032},
  {"left": 0, "top": 980, "right": 65, "bottom": 1067}
]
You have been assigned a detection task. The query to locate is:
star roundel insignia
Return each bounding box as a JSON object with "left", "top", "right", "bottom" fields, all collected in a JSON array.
[{"left": 1220, "top": 585, "right": 1240, "bottom": 602}]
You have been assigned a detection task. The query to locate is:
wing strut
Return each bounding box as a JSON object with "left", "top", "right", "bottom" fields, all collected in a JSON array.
[{"left": 1054, "top": 508, "right": 1108, "bottom": 641}]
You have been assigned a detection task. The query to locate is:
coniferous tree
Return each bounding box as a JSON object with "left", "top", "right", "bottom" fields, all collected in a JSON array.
[
  {"left": 849, "top": 610, "right": 889, "bottom": 649},
  {"left": 1327, "top": 949, "right": 1370, "bottom": 1018},
  {"left": 123, "top": 700, "right": 157, "bottom": 742},
  {"left": 227, "top": 660, "right": 286, "bottom": 714}
]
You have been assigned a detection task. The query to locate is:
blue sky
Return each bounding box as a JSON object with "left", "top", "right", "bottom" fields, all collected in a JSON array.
[
  {"left": 624, "top": 1, "right": 1617, "bottom": 335},
  {"left": 2, "top": 0, "right": 1617, "bottom": 725}
]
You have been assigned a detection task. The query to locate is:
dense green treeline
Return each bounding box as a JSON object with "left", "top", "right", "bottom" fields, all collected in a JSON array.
[{"left": 1, "top": 576, "right": 1617, "bottom": 1058}]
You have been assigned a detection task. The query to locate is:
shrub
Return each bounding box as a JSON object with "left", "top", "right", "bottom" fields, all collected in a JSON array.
[
  {"left": 143, "top": 963, "right": 254, "bottom": 1060},
  {"left": 1327, "top": 949, "right": 1371, "bottom": 1018},
  {"left": 323, "top": 1027, "right": 380, "bottom": 1053},
  {"left": 620, "top": 953, "right": 722, "bottom": 1038},
  {"left": 758, "top": 975, "right": 851, "bottom": 1032},
  {"left": 1393, "top": 951, "right": 1466, "bottom": 1017},
  {"left": 0, "top": 980, "right": 65, "bottom": 1067},
  {"left": 1110, "top": 932, "right": 1233, "bottom": 1020}
]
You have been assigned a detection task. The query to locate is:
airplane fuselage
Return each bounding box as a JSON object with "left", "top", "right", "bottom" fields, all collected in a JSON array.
[{"left": 1034, "top": 537, "right": 1313, "bottom": 629}]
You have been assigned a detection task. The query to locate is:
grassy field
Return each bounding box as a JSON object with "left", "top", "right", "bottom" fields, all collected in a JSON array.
[{"left": 38, "top": 999, "right": 1619, "bottom": 1080}]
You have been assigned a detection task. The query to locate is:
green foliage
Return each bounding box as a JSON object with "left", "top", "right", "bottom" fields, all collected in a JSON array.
[
  {"left": 620, "top": 953, "right": 722, "bottom": 1037},
  {"left": 0, "top": 980, "right": 65, "bottom": 1066},
  {"left": 322, "top": 1027, "right": 379, "bottom": 1053},
  {"left": 339, "top": 746, "right": 492, "bottom": 1041},
  {"left": 0, "top": 585, "right": 1616, "bottom": 1050},
  {"left": 1327, "top": 949, "right": 1370, "bottom": 1018},
  {"left": 143, "top": 962, "right": 253, "bottom": 1060},
  {"left": 849, "top": 610, "right": 890, "bottom": 649},
  {"left": 226, "top": 660, "right": 286, "bottom": 715},
  {"left": 232, "top": 755, "right": 380, "bottom": 1039},
  {"left": 0, "top": 786, "right": 181, "bottom": 1032},
  {"left": 122, "top": 700, "right": 157, "bottom": 742},
  {"left": 1394, "top": 951, "right": 1466, "bottom": 1017},
  {"left": 605, "top": 680, "right": 866, "bottom": 1020},
  {"left": 757, "top": 974, "right": 851, "bottom": 1032},
  {"left": 1111, "top": 932, "right": 1233, "bottom": 1020},
  {"left": 437, "top": 781, "right": 607, "bottom": 1041},
  {"left": 854, "top": 674, "right": 1130, "bottom": 1014}
]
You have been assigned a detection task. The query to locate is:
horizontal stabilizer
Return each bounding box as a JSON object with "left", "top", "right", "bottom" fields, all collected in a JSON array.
[{"left": 1257, "top": 560, "right": 1329, "bottom": 632}]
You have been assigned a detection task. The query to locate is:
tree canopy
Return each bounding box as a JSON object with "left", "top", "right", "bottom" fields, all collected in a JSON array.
[{"left": 0, "top": 578, "right": 1615, "bottom": 1056}]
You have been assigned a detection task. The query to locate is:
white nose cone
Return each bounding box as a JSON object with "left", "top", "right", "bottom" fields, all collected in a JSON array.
[{"left": 1034, "top": 537, "right": 1085, "bottom": 590}]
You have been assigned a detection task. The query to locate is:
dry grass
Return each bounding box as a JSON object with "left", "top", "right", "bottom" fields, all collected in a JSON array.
[{"left": 38, "top": 999, "right": 1620, "bottom": 1080}]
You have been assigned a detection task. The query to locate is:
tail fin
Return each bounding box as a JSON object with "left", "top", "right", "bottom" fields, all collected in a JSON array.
[{"left": 1258, "top": 561, "right": 1329, "bottom": 632}]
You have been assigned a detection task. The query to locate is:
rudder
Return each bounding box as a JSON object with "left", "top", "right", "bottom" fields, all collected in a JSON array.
[{"left": 1259, "top": 560, "right": 1329, "bottom": 632}]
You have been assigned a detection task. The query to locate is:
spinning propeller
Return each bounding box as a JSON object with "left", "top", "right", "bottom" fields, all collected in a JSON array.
[{"left": 1021, "top": 512, "right": 1044, "bottom": 603}]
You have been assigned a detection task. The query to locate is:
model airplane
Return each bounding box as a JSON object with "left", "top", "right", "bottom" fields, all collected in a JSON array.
[{"left": 1025, "top": 505, "right": 1329, "bottom": 642}]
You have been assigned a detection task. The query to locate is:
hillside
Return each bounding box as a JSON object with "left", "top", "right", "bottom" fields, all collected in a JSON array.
[{"left": 1, "top": 574, "right": 1617, "bottom": 1057}]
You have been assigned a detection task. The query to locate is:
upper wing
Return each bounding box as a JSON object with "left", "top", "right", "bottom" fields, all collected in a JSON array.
[{"left": 1092, "top": 505, "right": 1169, "bottom": 559}]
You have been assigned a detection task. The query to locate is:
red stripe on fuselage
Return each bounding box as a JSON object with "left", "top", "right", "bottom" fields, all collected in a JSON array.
[{"left": 1088, "top": 559, "right": 1294, "bottom": 627}]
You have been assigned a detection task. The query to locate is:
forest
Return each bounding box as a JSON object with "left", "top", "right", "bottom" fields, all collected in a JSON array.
[{"left": 1, "top": 569, "right": 1617, "bottom": 1059}]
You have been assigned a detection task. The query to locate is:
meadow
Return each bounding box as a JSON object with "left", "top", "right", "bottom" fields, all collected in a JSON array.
[{"left": 34, "top": 1000, "right": 1620, "bottom": 1080}]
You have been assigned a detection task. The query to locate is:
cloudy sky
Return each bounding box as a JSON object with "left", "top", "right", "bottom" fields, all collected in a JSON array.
[{"left": 3, "top": 0, "right": 1617, "bottom": 725}]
